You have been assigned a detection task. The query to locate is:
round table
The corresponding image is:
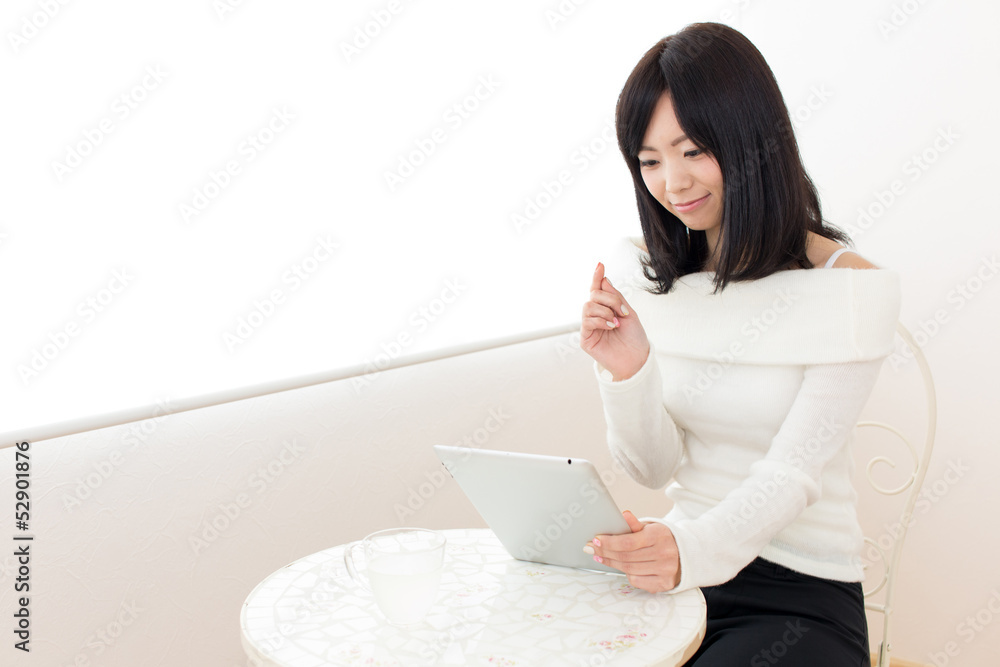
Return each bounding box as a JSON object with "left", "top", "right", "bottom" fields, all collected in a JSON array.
[{"left": 241, "top": 528, "right": 706, "bottom": 666}]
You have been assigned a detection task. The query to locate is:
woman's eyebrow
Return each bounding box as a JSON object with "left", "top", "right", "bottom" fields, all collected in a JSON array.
[{"left": 639, "top": 134, "right": 689, "bottom": 152}]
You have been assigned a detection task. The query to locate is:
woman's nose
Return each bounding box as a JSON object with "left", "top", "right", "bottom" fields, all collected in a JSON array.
[{"left": 661, "top": 163, "right": 692, "bottom": 198}]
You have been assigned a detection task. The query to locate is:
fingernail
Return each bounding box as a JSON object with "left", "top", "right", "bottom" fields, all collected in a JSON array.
[
  {"left": 621, "top": 305, "right": 629, "bottom": 316},
  {"left": 595, "top": 262, "right": 601, "bottom": 272},
  {"left": 593, "top": 555, "right": 603, "bottom": 564},
  {"left": 593, "top": 538, "right": 601, "bottom": 547},
  {"left": 582, "top": 545, "right": 595, "bottom": 555},
  {"left": 607, "top": 320, "right": 615, "bottom": 328}
]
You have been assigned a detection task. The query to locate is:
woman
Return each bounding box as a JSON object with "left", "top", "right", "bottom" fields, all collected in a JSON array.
[{"left": 580, "top": 22, "right": 900, "bottom": 666}]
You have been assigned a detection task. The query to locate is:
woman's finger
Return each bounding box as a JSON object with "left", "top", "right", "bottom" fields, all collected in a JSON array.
[
  {"left": 588, "top": 289, "right": 629, "bottom": 318},
  {"left": 593, "top": 550, "right": 661, "bottom": 576},
  {"left": 594, "top": 527, "right": 650, "bottom": 554},
  {"left": 582, "top": 316, "right": 619, "bottom": 335},
  {"left": 601, "top": 277, "right": 633, "bottom": 317},
  {"left": 590, "top": 261, "right": 606, "bottom": 294},
  {"left": 582, "top": 301, "right": 621, "bottom": 327},
  {"left": 593, "top": 541, "right": 660, "bottom": 566}
]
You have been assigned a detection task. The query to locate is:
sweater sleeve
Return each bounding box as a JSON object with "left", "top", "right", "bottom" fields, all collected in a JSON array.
[
  {"left": 646, "top": 356, "right": 887, "bottom": 593},
  {"left": 592, "top": 342, "right": 686, "bottom": 490}
]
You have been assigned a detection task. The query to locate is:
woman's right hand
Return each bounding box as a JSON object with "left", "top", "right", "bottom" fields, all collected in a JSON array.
[{"left": 580, "top": 262, "right": 650, "bottom": 381}]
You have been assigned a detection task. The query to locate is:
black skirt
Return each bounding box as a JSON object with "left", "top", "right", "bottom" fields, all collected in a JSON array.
[{"left": 682, "top": 557, "right": 871, "bottom": 667}]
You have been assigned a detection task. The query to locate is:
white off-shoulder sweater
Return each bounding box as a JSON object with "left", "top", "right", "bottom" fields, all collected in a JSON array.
[{"left": 593, "top": 237, "right": 902, "bottom": 593}]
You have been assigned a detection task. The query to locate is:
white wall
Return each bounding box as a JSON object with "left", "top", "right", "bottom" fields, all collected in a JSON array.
[{"left": 0, "top": 331, "right": 673, "bottom": 666}]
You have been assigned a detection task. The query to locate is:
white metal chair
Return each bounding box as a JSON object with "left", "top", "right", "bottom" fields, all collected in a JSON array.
[{"left": 856, "top": 321, "right": 938, "bottom": 667}]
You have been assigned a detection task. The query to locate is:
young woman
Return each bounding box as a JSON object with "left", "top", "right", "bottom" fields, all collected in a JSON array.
[{"left": 580, "top": 22, "right": 901, "bottom": 666}]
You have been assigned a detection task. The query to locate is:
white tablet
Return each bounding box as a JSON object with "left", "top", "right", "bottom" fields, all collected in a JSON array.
[{"left": 434, "top": 445, "right": 631, "bottom": 574}]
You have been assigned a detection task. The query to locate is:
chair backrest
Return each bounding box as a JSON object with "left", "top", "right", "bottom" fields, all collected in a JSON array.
[{"left": 856, "top": 321, "right": 937, "bottom": 667}]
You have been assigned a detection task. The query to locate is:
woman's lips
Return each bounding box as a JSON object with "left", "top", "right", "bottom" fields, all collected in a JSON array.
[{"left": 673, "top": 194, "right": 710, "bottom": 212}]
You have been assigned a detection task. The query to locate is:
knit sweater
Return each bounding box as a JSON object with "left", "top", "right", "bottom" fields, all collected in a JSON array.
[{"left": 593, "top": 236, "right": 902, "bottom": 593}]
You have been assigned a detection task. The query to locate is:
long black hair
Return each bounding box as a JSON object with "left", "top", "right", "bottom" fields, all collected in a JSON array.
[{"left": 616, "top": 22, "right": 852, "bottom": 295}]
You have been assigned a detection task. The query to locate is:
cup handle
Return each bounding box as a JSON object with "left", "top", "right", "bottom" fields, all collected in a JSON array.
[{"left": 343, "top": 541, "right": 370, "bottom": 591}]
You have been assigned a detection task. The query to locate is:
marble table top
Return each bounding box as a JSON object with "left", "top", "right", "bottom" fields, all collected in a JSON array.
[{"left": 241, "top": 528, "right": 706, "bottom": 666}]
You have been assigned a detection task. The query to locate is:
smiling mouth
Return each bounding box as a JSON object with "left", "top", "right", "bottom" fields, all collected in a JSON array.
[{"left": 674, "top": 194, "right": 709, "bottom": 207}]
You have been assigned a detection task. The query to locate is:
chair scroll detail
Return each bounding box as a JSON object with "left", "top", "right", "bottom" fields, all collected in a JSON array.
[{"left": 856, "top": 321, "right": 937, "bottom": 667}]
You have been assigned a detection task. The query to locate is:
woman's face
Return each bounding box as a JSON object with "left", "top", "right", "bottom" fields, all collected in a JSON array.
[{"left": 637, "top": 91, "right": 724, "bottom": 240}]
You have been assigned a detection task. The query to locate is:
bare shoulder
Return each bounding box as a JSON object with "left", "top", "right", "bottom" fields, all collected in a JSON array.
[
  {"left": 807, "top": 232, "right": 880, "bottom": 270},
  {"left": 831, "top": 252, "right": 880, "bottom": 270}
]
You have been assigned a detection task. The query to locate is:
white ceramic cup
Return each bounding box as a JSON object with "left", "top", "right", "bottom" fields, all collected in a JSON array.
[{"left": 343, "top": 527, "right": 446, "bottom": 626}]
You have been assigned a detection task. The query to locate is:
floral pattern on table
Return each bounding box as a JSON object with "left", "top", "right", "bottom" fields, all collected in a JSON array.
[
  {"left": 614, "top": 582, "right": 639, "bottom": 597},
  {"left": 587, "top": 628, "right": 650, "bottom": 653},
  {"left": 241, "top": 528, "right": 705, "bottom": 666}
]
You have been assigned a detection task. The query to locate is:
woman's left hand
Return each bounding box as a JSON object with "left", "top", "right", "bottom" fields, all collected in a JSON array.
[{"left": 586, "top": 510, "right": 681, "bottom": 592}]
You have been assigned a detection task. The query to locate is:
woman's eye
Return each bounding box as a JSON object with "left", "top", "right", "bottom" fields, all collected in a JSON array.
[{"left": 640, "top": 150, "right": 701, "bottom": 166}]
